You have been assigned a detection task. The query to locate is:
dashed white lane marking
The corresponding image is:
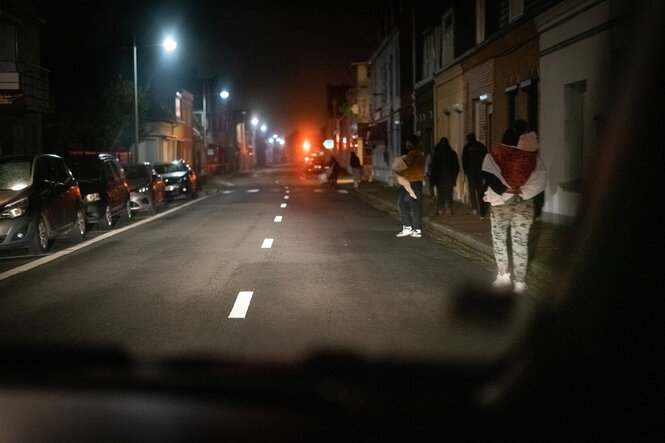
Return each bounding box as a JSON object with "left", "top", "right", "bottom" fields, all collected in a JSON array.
[
  {"left": 283, "top": 195, "right": 289, "bottom": 199},
  {"left": 228, "top": 291, "right": 253, "bottom": 318},
  {"left": 274, "top": 216, "right": 282, "bottom": 222},
  {"left": 285, "top": 190, "right": 290, "bottom": 194},
  {"left": 246, "top": 189, "right": 260, "bottom": 193},
  {"left": 261, "top": 238, "right": 273, "bottom": 248},
  {"left": 0, "top": 195, "right": 208, "bottom": 282},
  {"left": 280, "top": 203, "right": 287, "bottom": 208},
  {"left": 313, "top": 189, "right": 323, "bottom": 193},
  {"left": 222, "top": 190, "right": 234, "bottom": 194},
  {"left": 337, "top": 189, "right": 349, "bottom": 194}
]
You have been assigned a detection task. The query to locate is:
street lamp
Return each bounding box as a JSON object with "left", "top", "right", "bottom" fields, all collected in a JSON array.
[{"left": 133, "top": 35, "right": 177, "bottom": 161}]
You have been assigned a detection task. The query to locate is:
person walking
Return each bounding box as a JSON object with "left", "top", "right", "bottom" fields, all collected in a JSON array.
[
  {"left": 482, "top": 119, "right": 547, "bottom": 294},
  {"left": 393, "top": 134, "right": 426, "bottom": 238},
  {"left": 462, "top": 133, "right": 488, "bottom": 219},
  {"left": 430, "top": 137, "right": 460, "bottom": 215},
  {"left": 349, "top": 151, "right": 362, "bottom": 190},
  {"left": 327, "top": 155, "right": 341, "bottom": 187},
  {"left": 424, "top": 144, "right": 436, "bottom": 200}
]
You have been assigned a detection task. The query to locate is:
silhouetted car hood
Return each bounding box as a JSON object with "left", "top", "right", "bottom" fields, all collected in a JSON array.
[{"left": 0, "top": 189, "right": 23, "bottom": 206}]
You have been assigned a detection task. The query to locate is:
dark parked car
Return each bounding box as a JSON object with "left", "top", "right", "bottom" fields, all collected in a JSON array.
[
  {"left": 0, "top": 154, "right": 86, "bottom": 254},
  {"left": 124, "top": 162, "right": 166, "bottom": 216},
  {"left": 154, "top": 159, "right": 199, "bottom": 199},
  {"left": 67, "top": 153, "right": 132, "bottom": 229}
]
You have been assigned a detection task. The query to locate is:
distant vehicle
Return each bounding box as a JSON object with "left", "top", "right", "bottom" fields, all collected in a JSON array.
[
  {"left": 0, "top": 154, "right": 86, "bottom": 254},
  {"left": 66, "top": 153, "right": 132, "bottom": 230},
  {"left": 304, "top": 152, "right": 325, "bottom": 175},
  {"left": 124, "top": 163, "right": 166, "bottom": 216},
  {"left": 154, "top": 159, "right": 199, "bottom": 199}
]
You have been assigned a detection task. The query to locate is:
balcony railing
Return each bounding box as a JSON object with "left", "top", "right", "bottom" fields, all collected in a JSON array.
[{"left": 0, "top": 59, "right": 52, "bottom": 113}]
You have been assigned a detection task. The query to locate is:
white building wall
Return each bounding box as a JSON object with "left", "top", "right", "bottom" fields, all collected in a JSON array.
[
  {"left": 538, "top": 0, "right": 618, "bottom": 222},
  {"left": 370, "top": 31, "right": 401, "bottom": 185}
]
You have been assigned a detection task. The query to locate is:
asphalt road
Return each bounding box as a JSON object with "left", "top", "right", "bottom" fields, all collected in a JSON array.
[{"left": 0, "top": 165, "right": 529, "bottom": 365}]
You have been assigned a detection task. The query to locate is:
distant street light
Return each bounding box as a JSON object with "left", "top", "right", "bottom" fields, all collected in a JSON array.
[
  {"left": 133, "top": 35, "right": 177, "bottom": 161},
  {"left": 220, "top": 90, "right": 230, "bottom": 100}
]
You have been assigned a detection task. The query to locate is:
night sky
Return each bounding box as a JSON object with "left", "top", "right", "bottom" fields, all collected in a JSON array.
[{"left": 33, "top": 0, "right": 383, "bottom": 139}]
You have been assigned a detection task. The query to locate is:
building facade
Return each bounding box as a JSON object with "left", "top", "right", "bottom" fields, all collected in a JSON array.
[
  {"left": 363, "top": 0, "right": 628, "bottom": 224},
  {"left": 0, "top": 1, "right": 50, "bottom": 155}
]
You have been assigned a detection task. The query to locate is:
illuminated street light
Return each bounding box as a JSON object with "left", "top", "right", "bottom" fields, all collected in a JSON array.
[
  {"left": 162, "top": 37, "right": 177, "bottom": 51},
  {"left": 220, "top": 90, "right": 230, "bottom": 100}
]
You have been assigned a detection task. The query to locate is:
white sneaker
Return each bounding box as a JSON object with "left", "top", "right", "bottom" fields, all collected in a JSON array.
[
  {"left": 513, "top": 281, "right": 527, "bottom": 293},
  {"left": 492, "top": 272, "right": 512, "bottom": 288},
  {"left": 410, "top": 229, "right": 422, "bottom": 238},
  {"left": 396, "top": 226, "right": 413, "bottom": 237}
]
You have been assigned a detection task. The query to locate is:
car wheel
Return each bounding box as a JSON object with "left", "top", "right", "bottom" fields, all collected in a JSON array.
[
  {"left": 120, "top": 199, "right": 133, "bottom": 223},
  {"left": 99, "top": 202, "right": 113, "bottom": 230},
  {"left": 69, "top": 207, "right": 86, "bottom": 241},
  {"left": 29, "top": 215, "right": 51, "bottom": 254},
  {"left": 147, "top": 195, "right": 157, "bottom": 215}
]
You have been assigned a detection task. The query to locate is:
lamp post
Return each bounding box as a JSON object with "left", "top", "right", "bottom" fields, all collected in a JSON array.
[
  {"left": 132, "top": 35, "right": 177, "bottom": 162},
  {"left": 250, "top": 117, "right": 259, "bottom": 167}
]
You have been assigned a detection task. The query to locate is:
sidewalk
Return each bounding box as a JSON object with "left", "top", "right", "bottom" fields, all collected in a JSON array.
[{"left": 341, "top": 176, "right": 573, "bottom": 289}]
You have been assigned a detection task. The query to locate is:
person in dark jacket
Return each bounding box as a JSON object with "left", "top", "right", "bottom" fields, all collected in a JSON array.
[
  {"left": 327, "top": 155, "right": 341, "bottom": 187},
  {"left": 430, "top": 137, "right": 460, "bottom": 215},
  {"left": 462, "top": 133, "right": 488, "bottom": 218}
]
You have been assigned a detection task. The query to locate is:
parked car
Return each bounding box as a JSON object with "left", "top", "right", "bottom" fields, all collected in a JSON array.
[
  {"left": 0, "top": 154, "right": 86, "bottom": 254},
  {"left": 66, "top": 153, "right": 132, "bottom": 230},
  {"left": 154, "top": 159, "right": 199, "bottom": 199},
  {"left": 124, "top": 162, "right": 166, "bottom": 216},
  {"left": 304, "top": 151, "right": 325, "bottom": 175}
]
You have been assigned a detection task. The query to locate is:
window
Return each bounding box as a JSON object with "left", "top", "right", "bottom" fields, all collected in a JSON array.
[
  {"left": 441, "top": 11, "right": 454, "bottom": 69},
  {"left": 422, "top": 29, "right": 435, "bottom": 77},
  {"left": 510, "top": 0, "right": 524, "bottom": 22},
  {"left": 505, "top": 84, "right": 518, "bottom": 126},
  {"left": 476, "top": 0, "right": 486, "bottom": 43}
]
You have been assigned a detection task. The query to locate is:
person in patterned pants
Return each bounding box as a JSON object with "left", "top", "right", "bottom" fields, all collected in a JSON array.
[
  {"left": 489, "top": 195, "right": 534, "bottom": 285},
  {"left": 481, "top": 120, "right": 547, "bottom": 293}
]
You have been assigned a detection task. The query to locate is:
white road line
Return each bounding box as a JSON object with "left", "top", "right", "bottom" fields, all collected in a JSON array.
[
  {"left": 0, "top": 195, "right": 209, "bottom": 282},
  {"left": 274, "top": 216, "right": 282, "bottom": 222},
  {"left": 228, "top": 291, "right": 253, "bottom": 318},
  {"left": 261, "top": 238, "right": 273, "bottom": 248},
  {"left": 337, "top": 189, "right": 349, "bottom": 194},
  {"left": 246, "top": 189, "right": 260, "bottom": 193},
  {"left": 283, "top": 195, "right": 289, "bottom": 199},
  {"left": 280, "top": 203, "right": 287, "bottom": 208},
  {"left": 285, "top": 190, "right": 290, "bottom": 194},
  {"left": 222, "top": 190, "right": 234, "bottom": 194},
  {"left": 314, "top": 189, "right": 323, "bottom": 193}
]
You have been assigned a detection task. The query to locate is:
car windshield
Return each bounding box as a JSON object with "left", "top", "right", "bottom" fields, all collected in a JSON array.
[
  {"left": 68, "top": 160, "right": 102, "bottom": 181},
  {"left": 154, "top": 163, "right": 185, "bottom": 174},
  {"left": 124, "top": 165, "right": 148, "bottom": 179},
  {"left": 0, "top": 159, "right": 33, "bottom": 191}
]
